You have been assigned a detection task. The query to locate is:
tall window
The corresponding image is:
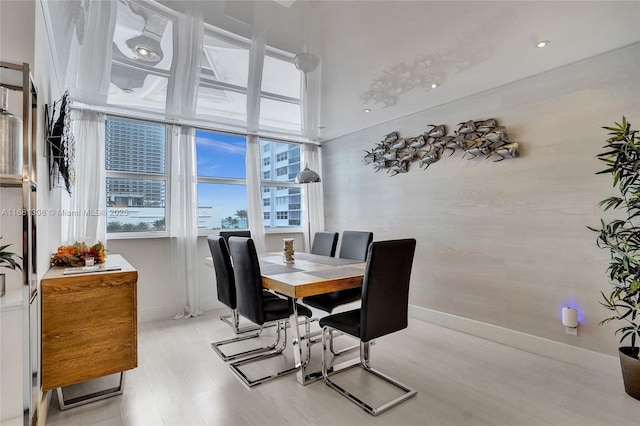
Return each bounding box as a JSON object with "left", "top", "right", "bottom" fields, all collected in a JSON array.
[
  {"left": 105, "top": 116, "right": 168, "bottom": 234},
  {"left": 196, "top": 130, "right": 247, "bottom": 230},
  {"left": 260, "top": 140, "right": 301, "bottom": 228}
]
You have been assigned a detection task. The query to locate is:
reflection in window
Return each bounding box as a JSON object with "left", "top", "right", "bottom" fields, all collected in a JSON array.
[{"left": 105, "top": 116, "right": 168, "bottom": 234}]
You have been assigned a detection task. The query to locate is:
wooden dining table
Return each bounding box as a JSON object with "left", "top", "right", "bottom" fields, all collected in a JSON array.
[{"left": 206, "top": 251, "right": 366, "bottom": 385}]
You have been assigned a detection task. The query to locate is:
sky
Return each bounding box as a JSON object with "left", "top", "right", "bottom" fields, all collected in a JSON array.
[{"left": 196, "top": 130, "right": 247, "bottom": 220}]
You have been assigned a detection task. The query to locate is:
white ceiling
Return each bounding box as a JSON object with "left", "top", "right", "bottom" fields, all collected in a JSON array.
[
  {"left": 311, "top": 0, "right": 640, "bottom": 140},
  {"left": 53, "top": 1, "right": 640, "bottom": 141},
  {"left": 162, "top": 0, "right": 640, "bottom": 141}
]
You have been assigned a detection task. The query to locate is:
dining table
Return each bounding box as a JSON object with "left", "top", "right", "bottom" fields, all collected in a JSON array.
[{"left": 206, "top": 251, "right": 366, "bottom": 385}]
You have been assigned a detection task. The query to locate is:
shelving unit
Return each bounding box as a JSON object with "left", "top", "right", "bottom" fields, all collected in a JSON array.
[{"left": 0, "top": 60, "right": 39, "bottom": 426}]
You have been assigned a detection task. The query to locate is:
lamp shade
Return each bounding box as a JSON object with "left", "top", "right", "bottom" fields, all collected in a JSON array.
[
  {"left": 295, "top": 165, "right": 321, "bottom": 184},
  {"left": 294, "top": 52, "right": 320, "bottom": 73}
]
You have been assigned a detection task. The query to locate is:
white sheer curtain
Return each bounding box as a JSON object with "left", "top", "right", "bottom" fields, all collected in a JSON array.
[
  {"left": 167, "top": 7, "right": 203, "bottom": 318},
  {"left": 67, "top": 1, "right": 117, "bottom": 105},
  {"left": 244, "top": 10, "right": 269, "bottom": 253},
  {"left": 170, "top": 126, "right": 201, "bottom": 318},
  {"left": 63, "top": 110, "right": 107, "bottom": 244},
  {"left": 300, "top": 20, "right": 325, "bottom": 251},
  {"left": 246, "top": 136, "right": 266, "bottom": 253},
  {"left": 302, "top": 144, "right": 325, "bottom": 251},
  {"left": 166, "top": 7, "right": 203, "bottom": 120}
]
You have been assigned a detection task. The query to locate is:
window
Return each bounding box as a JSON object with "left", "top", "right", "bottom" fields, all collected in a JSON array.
[
  {"left": 105, "top": 116, "right": 168, "bottom": 235},
  {"left": 196, "top": 130, "right": 248, "bottom": 230},
  {"left": 263, "top": 198, "right": 270, "bottom": 207},
  {"left": 263, "top": 157, "right": 270, "bottom": 166},
  {"left": 260, "top": 139, "right": 301, "bottom": 229}
]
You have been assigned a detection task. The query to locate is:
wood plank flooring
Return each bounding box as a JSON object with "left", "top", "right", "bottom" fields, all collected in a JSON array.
[{"left": 45, "top": 310, "right": 639, "bottom": 425}]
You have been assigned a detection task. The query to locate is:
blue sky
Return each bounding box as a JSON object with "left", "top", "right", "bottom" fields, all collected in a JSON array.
[
  {"left": 195, "top": 130, "right": 246, "bottom": 178},
  {"left": 196, "top": 131, "right": 247, "bottom": 218}
]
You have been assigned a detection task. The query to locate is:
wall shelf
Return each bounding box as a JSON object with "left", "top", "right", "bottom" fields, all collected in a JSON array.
[{"left": 0, "top": 60, "right": 39, "bottom": 426}]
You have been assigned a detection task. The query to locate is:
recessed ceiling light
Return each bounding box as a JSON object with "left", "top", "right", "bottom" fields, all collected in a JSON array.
[
  {"left": 123, "top": 88, "right": 134, "bottom": 94},
  {"left": 536, "top": 40, "right": 550, "bottom": 48},
  {"left": 136, "top": 46, "right": 151, "bottom": 57},
  {"left": 430, "top": 83, "right": 439, "bottom": 89},
  {"left": 364, "top": 108, "right": 371, "bottom": 113}
]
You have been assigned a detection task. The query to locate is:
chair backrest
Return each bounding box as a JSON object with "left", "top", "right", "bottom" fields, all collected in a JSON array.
[
  {"left": 360, "top": 239, "right": 416, "bottom": 342},
  {"left": 220, "top": 230, "right": 251, "bottom": 245},
  {"left": 338, "top": 231, "right": 373, "bottom": 261},
  {"left": 311, "top": 232, "right": 339, "bottom": 257},
  {"left": 207, "top": 236, "right": 236, "bottom": 310},
  {"left": 228, "top": 237, "right": 265, "bottom": 325}
]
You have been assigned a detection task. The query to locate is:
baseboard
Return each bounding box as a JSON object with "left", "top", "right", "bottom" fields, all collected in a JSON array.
[{"left": 409, "top": 305, "right": 620, "bottom": 378}]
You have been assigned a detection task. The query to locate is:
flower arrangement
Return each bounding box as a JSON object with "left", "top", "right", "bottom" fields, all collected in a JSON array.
[{"left": 51, "top": 241, "right": 106, "bottom": 267}]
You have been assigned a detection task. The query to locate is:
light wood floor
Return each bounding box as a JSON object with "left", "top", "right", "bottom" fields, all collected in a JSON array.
[{"left": 45, "top": 310, "right": 639, "bottom": 426}]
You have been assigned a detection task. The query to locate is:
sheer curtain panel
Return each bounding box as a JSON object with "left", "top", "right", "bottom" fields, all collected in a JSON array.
[
  {"left": 64, "top": 110, "right": 107, "bottom": 244},
  {"left": 170, "top": 126, "right": 201, "bottom": 318}
]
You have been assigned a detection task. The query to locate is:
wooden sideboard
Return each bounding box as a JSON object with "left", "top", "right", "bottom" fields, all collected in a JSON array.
[{"left": 41, "top": 254, "right": 138, "bottom": 391}]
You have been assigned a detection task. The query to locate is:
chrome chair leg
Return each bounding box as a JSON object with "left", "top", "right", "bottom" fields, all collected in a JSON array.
[
  {"left": 229, "top": 320, "right": 303, "bottom": 387},
  {"left": 220, "top": 309, "right": 262, "bottom": 334},
  {"left": 212, "top": 322, "right": 278, "bottom": 362},
  {"left": 328, "top": 329, "right": 359, "bottom": 356},
  {"left": 321, "top": 327, "right": 417, "bottom": 416}
]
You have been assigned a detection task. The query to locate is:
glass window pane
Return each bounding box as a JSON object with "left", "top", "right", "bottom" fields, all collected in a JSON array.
[
  {"left": 201, "top": 32, "right": 249, "bottom": 87},
  {"left": 259, "top": 140, "right": 301, "bottom": 183},
  {"left": 106, "top": 178, "right": 166, "bottom": 233},
  {"left": 106, "top": 117, "right": 166, "bottom": 174},
  {"left": 108, "top": 73, "right": 169, "bottom": 113},
  {"left": 262, "top": 55, "right": 300, "bottom": 98},
  {"left": 196, "top": 130, "right": 246, "bottom": 178},
  {"left": 261, "top": 185, "right": 301, "bottom": 228},
  {"left": 196, "top": 86, "right": 248, "bottom": 126},
  {"left": 198, "top": 183, "right": 248, "bottom": 230},
  {"left": 112, "top": 2, "right": 174, "bottom": 72},
  {"left": 259, "top": 97, "right": 301, "bottom": 133}
]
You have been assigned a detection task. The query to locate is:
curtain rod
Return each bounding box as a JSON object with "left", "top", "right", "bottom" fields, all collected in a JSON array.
[{"left": 70, "top": 102, "right": 321, "bottom": 146}]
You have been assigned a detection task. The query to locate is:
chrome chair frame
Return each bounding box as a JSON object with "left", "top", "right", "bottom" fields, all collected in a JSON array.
[
  {"left": 319, "top": 238, "right": 417, "bottom": 415},
  {"left": 321, "top": 332, "right": 416, "bottom": 416},
  {"left": 229, "top": 317, "right": 311, "bottom": 387},
  {"left": 219, "top": 308, "right": 262, "bottom": 334}
]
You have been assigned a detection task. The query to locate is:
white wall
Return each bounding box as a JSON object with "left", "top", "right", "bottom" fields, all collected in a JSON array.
[
  {"left": 321, "top": 43, "right": 640, "bottom": 358},
  {"left": 1, "top": 0, "right": 62, "bottom": 421},
  {"left": 108, "top": 231, "right": 304, "bottom": 321}
]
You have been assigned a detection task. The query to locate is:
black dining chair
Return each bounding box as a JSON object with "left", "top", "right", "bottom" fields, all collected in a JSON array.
[
  {"left": 303, "top": 231, "right": 373, "bottom": 313},
  {"left": 303, "top": 231, "right": 373, "bottom": 354},
  {"left": 213, "top": 230, "right": 258, "bottom": 332},
  {"left": 320, "top": 238, "right": 417, "bottom": 416},
  {"left": 220, "top": 230, "right": 251, "bottom": 244},
  {"left": 227, "top": 237, "right": 313, "bottom": 387},
  {"left": 311, "top": 231, "right": 339, "bottom": 257},
  {"left": 208, "top": 236, "right": 279, "bottom": 361}
]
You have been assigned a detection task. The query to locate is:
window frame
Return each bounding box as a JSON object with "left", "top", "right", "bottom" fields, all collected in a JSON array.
[{"left": 105, "top": 116, "right": 171, "bottom": 240}]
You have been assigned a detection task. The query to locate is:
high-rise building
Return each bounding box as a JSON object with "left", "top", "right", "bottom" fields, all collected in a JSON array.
[
  {"left": 105, "top": 117, "right": 166, "bottom": 207},
  {"left": 260, "top": 141, "right": 301, "bottom": 228}
]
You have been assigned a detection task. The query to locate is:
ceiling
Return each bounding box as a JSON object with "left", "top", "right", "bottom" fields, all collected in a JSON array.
[{"left": 50, "top": 1, "right": 640, "bottom": 141}]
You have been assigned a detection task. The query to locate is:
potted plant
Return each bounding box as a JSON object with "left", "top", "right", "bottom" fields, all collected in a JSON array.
[
  {"left": 590, "top": 117, "right": 640, "bottom": 401},
  {"left": 0, "top": 236, "right": 22, "bottom": 297}
]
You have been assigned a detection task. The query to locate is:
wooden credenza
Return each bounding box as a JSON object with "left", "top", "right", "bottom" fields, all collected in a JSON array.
[{"left": 41, "top": 254, "right": 138, "bottom": 391}]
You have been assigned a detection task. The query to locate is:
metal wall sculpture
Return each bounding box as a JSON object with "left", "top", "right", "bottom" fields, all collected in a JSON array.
[{"left": 362, "top": 118, "right": 520, "bottom": 176}]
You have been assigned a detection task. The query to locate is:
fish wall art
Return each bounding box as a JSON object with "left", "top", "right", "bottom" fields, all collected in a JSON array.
[{"left": 362, "top": 118, "right": 520, "bottom": 176}]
